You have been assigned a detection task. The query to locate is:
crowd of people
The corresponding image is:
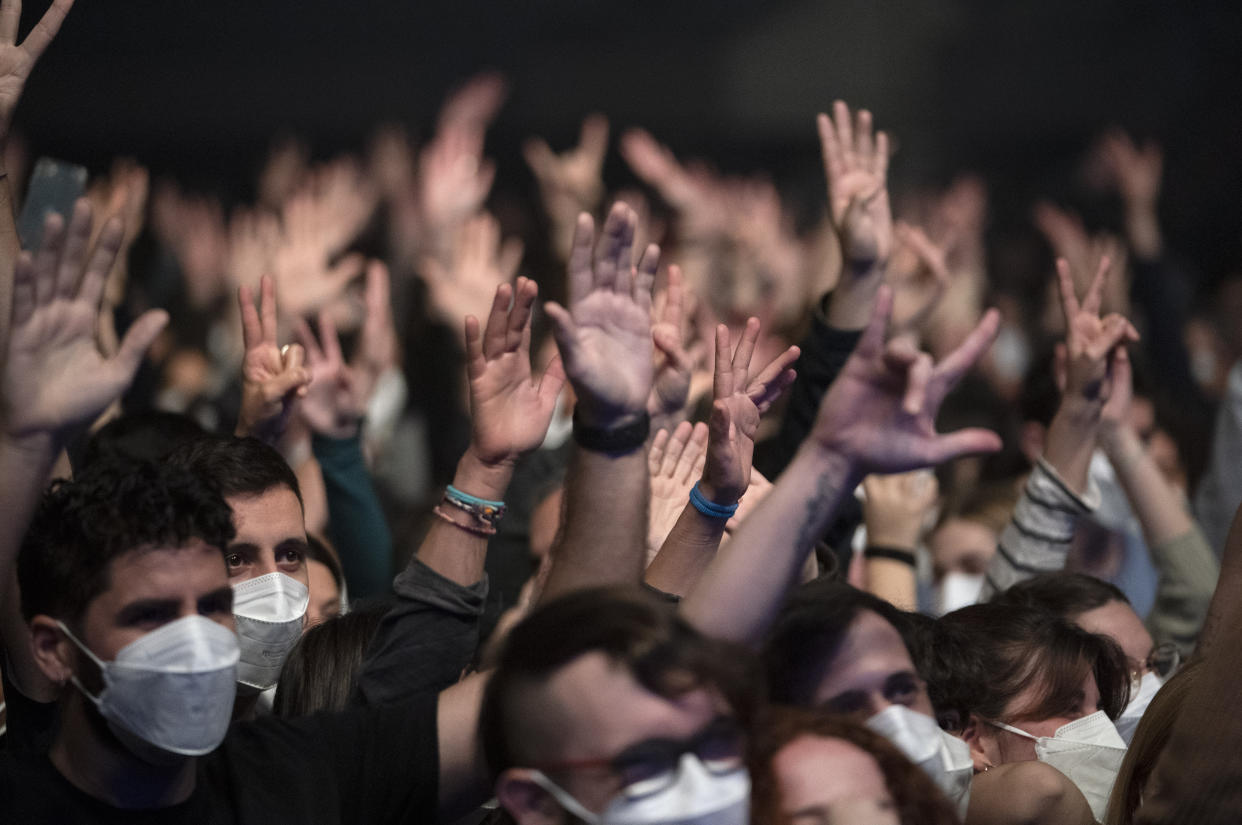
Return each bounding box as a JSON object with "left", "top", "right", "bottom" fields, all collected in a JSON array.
[{"left": 2, "top": 0, "right": 1242, "bottom": 823}]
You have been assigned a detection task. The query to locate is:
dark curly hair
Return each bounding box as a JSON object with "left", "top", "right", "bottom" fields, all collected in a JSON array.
[
  {"left": 165, "top": 434, "right": 302, "bottom": 506},
  {"left": 17, "top": 456, "right": 236, "bottom": 625}
]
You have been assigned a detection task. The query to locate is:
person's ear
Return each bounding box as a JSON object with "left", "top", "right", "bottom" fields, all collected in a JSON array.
[
  {"left": 28, "top": 615, "right": 76, "bottom": 687},
  {"left": 961, "top": 713, "right": 996, "bottom": 773},
  {"left": 496, "top": 769, "right": 565, "bottom": 825}
]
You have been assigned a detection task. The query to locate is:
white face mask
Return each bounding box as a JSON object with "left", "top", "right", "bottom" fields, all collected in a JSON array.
[
  {"left": 867, "top": 705, "right": 973, "bottom": 819},
  {"left": 1114, "top": 671, "right": 1163, "bottom": 745},
  {"left": 231, "top": 572, "right": 309, "bottom": 691},
  {"left": 59, "top": 615, "right": 239, "bottom": 760},
  {"left": 530, "top": 753, "right": 750, "bottom": 825},
  {"left": 990, "top": 711, "right": 1126, "bottom": 822},
  {"left": 934, "top": 572, "right": 985, "bottom": 616}
]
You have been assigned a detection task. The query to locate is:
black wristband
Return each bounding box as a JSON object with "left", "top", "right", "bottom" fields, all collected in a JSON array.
[
  {"left": 863, "top": 545, "right": 917, "bottom": 567},
  {"left": 572, "top": 410, "right": 650, "bottom": 455}
]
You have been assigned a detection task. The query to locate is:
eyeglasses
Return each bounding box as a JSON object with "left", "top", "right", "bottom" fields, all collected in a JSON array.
[
  {"left": 1131, "top": 642, "right": 1180, "bottom": 688},
  {"left": 528, "top": 716, "right": 745, "bottom": 799}
]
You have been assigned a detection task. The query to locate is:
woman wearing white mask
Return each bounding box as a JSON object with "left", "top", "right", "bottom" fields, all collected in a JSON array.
[
  {"left": 991, "top": 572, "right": 1182, "bottom": 745},
  {"left": 749, "top": 706, "right": 959, "bottom": 825},
  {"left": 926, "top": 602, "right": 1132, "bottom": 824}
]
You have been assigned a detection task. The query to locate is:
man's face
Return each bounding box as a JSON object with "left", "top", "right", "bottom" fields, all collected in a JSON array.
[
  {"left": 500, "top": 652, "right": 730, "bottom": 823},
  {"left": 813, "top": 610, "right": 935, "bottom": 720},
  {"left": 76, "top": 540, "right": 235, "bottom": 669},
  {"left": 1073, "top": 598, "right": 1154, "bottom": 678},
  {"left": 224, "top": 486, "right": 308, "bottom": 587}
]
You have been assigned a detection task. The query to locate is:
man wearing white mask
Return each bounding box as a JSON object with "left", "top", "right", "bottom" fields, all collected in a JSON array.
[
  {"left": 167, "top": 435, "right": 313, "bottom": 715},
  {"left": 483, "top": 588, "right": 755, "bottom": 825},
  {"left": 764, "top": 581, "right": 975, "bottom": 817}
]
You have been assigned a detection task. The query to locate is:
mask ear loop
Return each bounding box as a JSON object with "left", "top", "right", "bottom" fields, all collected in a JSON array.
[
  {"left": 53, "top": 620, "right": 108, "bottom": 706},
  {"left": 985, "top": 719, "right": 1040, "bottom": 741},
  {"left": 526, "top": 770, "right": 602, "bottom": 825}
]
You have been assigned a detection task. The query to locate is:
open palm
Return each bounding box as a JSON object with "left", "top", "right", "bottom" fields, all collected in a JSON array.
[{"left": 4, "top": 204, "right": 166, "bottom": 439}]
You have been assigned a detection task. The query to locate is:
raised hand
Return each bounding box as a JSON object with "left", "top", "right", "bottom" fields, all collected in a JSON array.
[
  {"left": 545, "top": 203, "right": 659, "bottom": 428},
  {"left": 862, "top": 470, "right": 938, "bottom": 550},
  {"left": 0, "top": 0, "right": 74, "bottom": 143},
  {"left": 646, "top": 420, "right": 708, "bottom": 560},
  {"left": 465, "top": 276, "right": 566, "bottom": 465},
  {"left": 235, "top": 274, "right": 310, "bottom": 441},
  {"left": 619, "top": 128, "right": 729, "bottom": 239},
  {"left": 812, "top": 287, "right": 1002, "bottom": 476},
  {"left": 887, "top": 222, "right": 951, "bottom": 337},
  {"left": 270, "top": 191, "right": 366, "bottom": 319},
  {"left": 422, "top": 212, "right": 522, "bottom": 328},
  {"left": 817, "top": 100, "right": 892, "bottom": 266},
  {"left": 647, "top": 264, "right": 699, "bottom": 427},
  {"left": 2, "top": 200, "right": 167, "bottom": 440},
  {"left": 294, "top": 309, "right": 367, "bottom": 440},
  {"left": 1055, "top": 255, "right": 1138, "bottom": 404},
  {"left": 1096, "top": 130, "right": 1162, "bottom": 208},
  {"left": 524, "top": 114, "right": 609, "bottom": 225},
  {"left": 700, "top": 318, "right": 799, "bottom": 504}
]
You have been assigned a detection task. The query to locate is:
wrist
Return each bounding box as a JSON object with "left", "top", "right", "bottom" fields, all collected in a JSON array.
[
  {"left": 0, "top": 430, "right": 60, "bottom": 464},
  {"left": 454, "top": 446, "right": 516, "bottom": 502},
  {"left": 794, "top": 440, "right": 863, "bottom": 492},
  {"left": 864, "top": 527, "right": 920, "bottom": 551},
  {"left": 825, "top": 266, "right": 884, "bottom": 330},
  {"left": 572, "top": 408, "right": 650, "bottom": 455},
  {"left": 1054, "top": 395, "right": 1104, "bottom": 426},
  {"left": 695, "top": 477, "right": 740, "bottom": 508}
]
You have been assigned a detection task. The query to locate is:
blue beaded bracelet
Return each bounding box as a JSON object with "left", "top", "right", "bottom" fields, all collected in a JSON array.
[
  {"left": 689, "top": 481, "right": 739, "bottom": 519},
  {"left": 445, "top": 485, "right": 507, "bottom": 525}
]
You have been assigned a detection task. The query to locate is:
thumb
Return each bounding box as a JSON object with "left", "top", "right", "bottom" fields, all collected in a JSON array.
[
  {"left": 113, "top": 309, "right": 170, "bottom": 378},
  {"left": 926, "top": 428, "right": 1003, "bottom": 465}
]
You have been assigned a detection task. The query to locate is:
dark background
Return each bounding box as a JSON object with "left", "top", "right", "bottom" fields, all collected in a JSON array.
[{"left": 14, "top": 0, "right": 1242, "bottom": 279}]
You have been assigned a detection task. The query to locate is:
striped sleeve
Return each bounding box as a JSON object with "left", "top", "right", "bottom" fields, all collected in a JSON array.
[{"left": 980, "top": 459, "right": 1100, "bottom": 600}]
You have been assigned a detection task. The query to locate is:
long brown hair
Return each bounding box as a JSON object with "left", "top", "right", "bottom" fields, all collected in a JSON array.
[
  {"left": 1104, "top": 657, "right": 1203, "bottom": 825},
  {"left": 749, "top": 706, "right": 961, "bottom": 825}
]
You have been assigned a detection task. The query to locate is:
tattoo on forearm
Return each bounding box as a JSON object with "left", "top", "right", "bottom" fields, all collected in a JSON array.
[{"left": 794, "top": 468, "right": 840, "bottom": 550}]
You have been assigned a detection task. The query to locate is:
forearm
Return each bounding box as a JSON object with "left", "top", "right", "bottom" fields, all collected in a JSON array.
[
  {"left": 417, "top": 447, "right": 513, "bottom": 588},
  {"left": 312, "top": 432, "right": 392, "bottom": 598},
  {"left": 1101, "top": 425, "right": 1191, "bottom": 545},
  {"left": 1145, "top": 527, "right": 1218, "bottom": 654},
  {"left": 541, "top": 443, "right": 648, "bottom": 600},
  {"left": 644, "top": 502, "right": 727, "bottom": 597},
  {"left": 0, "top": 434, "right": 60, "bottom": 701},
  {"left": 681, "top": 444, "right": 856, "bottom": 645},
  {"left": 1123, "top": 199, "right": 1162, "bottom": 262},
  {"left": 981, "top": 459, "right": 1097, "bottom": 599},
  {"left": 1041, "top": 398, "right": 1102, "bottom": 496},
  {"left": 865, "top": 557, "right": 917, "bottom": 611}
]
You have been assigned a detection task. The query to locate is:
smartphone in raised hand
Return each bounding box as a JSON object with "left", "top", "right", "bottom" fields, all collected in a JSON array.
[{"left": 16, "top": 157, "right": 88, "bottom": 250}]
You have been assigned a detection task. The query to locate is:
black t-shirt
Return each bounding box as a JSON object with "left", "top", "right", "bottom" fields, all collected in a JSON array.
[
  {"left": 0, "top": 661, "right": 58, "bottom": 754},
  {"left": 0, "top": 696, "right": 438, "bottom": 824}
]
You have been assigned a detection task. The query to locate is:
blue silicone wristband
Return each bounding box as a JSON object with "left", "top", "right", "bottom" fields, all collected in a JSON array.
[
  {"left": 445, "top": 485, "right": 505, "bottom": 510},
  {"left": 689, "top": 481, "right": 739, "bottom": 519}
]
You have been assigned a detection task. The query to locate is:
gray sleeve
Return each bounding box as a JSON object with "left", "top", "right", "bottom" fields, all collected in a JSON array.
[
  {"left": 980, "top": 459, "right": 1100, "bottom": 600},
  {"left": 1145, "top": 526, "right": 1219, "bottom": 654},
  {"left": 350, "top": 559, "right": 488, "bottom": 707}
]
